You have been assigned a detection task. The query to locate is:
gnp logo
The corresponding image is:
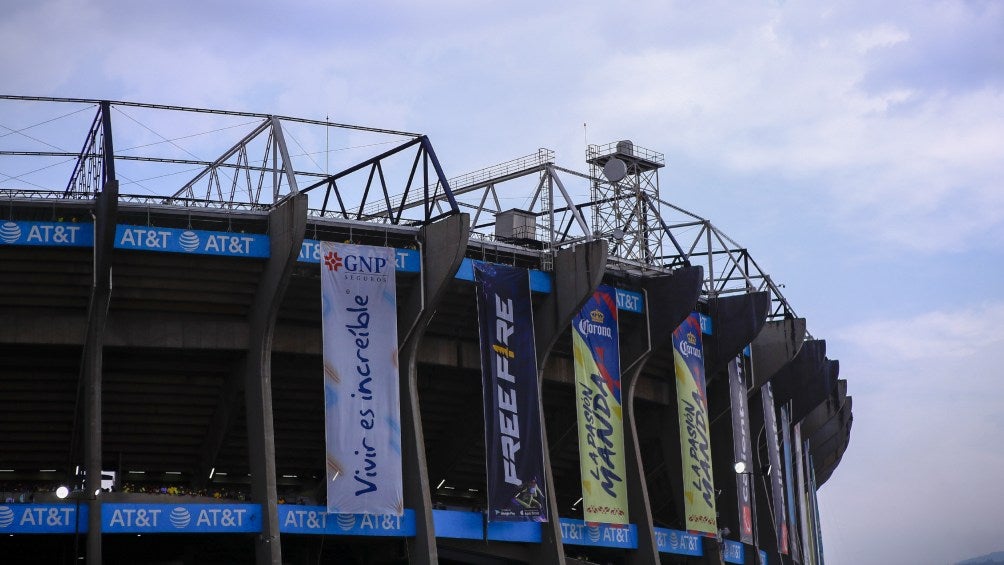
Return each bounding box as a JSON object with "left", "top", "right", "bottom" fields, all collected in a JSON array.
[{"left": 323, "top": 251, "right": 388, "bottom": 274}]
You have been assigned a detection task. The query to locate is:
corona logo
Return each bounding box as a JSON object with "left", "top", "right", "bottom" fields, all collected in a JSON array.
[
  {"left": 687, "top": 332, "right": 697, "bottom": 345},
  {"left": 590, "top": 309, "right": 604, "bottom": 323}
]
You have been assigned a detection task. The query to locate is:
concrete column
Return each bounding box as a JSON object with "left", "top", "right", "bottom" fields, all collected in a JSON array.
[
  {"left": 620, "top": 266, "right": 703, "bottom": 565},
  {"left": 529, "top": 240, "right": 607, "bottom": 565},
  {"left": 245, "top": 194, "right": 307, "bottom": 565},
  {"left": 82, "top": 177, "right": 118, "bottom": 564},
  {"left": 397, "top": 213, "right": 470, "bottom": 565}
]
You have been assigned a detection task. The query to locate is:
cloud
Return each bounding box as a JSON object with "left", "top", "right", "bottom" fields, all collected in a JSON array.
[{"left": 820, "top": 302, "right": 1004, "bottom": 563}]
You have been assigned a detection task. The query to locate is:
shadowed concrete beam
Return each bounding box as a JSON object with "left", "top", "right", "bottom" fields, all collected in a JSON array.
[
  {"left": 750, "top": 318, "right": 806, "bottom": 389},
  {"left": 619, "top": 266, "right": 703, "bottom": 565},
  {"left": 77, "top": 176, "right": 118, "bottom": 565},
  {"left": 770, "top": 343, "right": 834, "bottom": 425},
  {"left": 799, "top": 379, "right": 846, "bottom": 440},
  {"left": 530, "top": 240, "right": 607, "bottom": 565},
  {"left": 398, "top": 213, "right": 470, "bottom": 565},
  {"left": 244, "top": 194, "right": 307, "bottom": 565},
  {"left": 704, "top": 291, "right": 771, "bottom": 378}
]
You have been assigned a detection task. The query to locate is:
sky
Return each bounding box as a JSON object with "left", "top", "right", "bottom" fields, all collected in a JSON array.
[{"left": 2, "top": 1, "right": 1003, "bottom": 563}]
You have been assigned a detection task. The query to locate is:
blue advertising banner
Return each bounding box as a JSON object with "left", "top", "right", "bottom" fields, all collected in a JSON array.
[
  {"left": 279, "top": 506, "right": 415, "bottom": 536},
  {"left": 760, "top": 549, "right": 770, "bottom": 565},
  {"left": 0, "top": 221, "right": 92, "bottom": 247},
  {"left": 0, "top": 503, "right": 87, "bottom": 533},
  {"left": 654, "top": 527, "right": 704, "bottom": 556},
  {"left": 614, "top": 288, "right": 644, "bottom": 313},
  {"left": 114, "top": 224, "right": 269, "bottom": 258},
  {"left": 102, "top": 503, "right": 260, "bottom": 533},
  {"left": 724, "top": 539, "right": 745, "bottom": 563},
  {"left": 559, "top": 518, "right": 636, "bottom": 548},
  {"left": 474, "top": 262, "right": 547, "bottom": 522},
  {"left": 699, "top": 313, "right": 713, "bottom": 335},
  {"left": 572, "top": 284, "right": 628, "bottom": 524},
  {"left": 298, "top": 239, "right": 420, "bottom": 272},
  {"left": 761, "top": 383, "right": 789, "bottom": 554}
]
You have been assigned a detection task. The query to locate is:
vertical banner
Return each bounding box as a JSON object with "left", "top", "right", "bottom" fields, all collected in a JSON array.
[
  {"left": 794, "top": 424, "right": 813, "bottom": 565},
  {"left": 571, "top": 284, "right": 628, "bottom": 524},
  {"left": 321, "top": 242, "right": 403, "bottom": 515},
  {"left": 781, "top": 406, "right": 801, "bottom": 563},
  {"left": 761, "top": 383, "right": 789, "bottom": 554},
  {"left": 728, "top": 356, "right": 754, "bottom": 545},
  {"left": 672, "top": 313, "right": 717, "bottom": 535},
  {"left": 474, "top": 262, "right": 548, "bottom": 522}
]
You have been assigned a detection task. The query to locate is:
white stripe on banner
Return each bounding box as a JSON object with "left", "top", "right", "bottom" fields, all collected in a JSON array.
[{"left": 321, "top": 242, "right": 403, "bottom": 515}]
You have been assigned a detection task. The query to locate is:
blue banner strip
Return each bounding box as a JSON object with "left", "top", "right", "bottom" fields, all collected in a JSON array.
[
  {"left": 0, "top": 503, "right": 88, "bottom": 533},
  {"left": 559, "top": 519, "right": 637, "bottom": 549},
  {"left": 761, "top": 549, "right": 769, "bottom": 564},
  {"left": 299, "top": 239, "right": 420, "bottom": 273},
  {"left": 615, "top": 288, "right": 644, "bottom": 313},
  {"left": 103, "top": 503, "right": 260, "bottom": 533},
  {"left": 699, "top": 312, "right": 713, "bottom": 335},
  {"left": 487, "top": 519, "right": 542, "bottom": 542},
  {"left": 654, "top": 527, "right": 704, "bottom": 556},
  {"left": 278, "top": 506, "right": 416, "bottom": 536},
  {"left": 724, "top": 539, "right": 745, "bottom": 563},
  {"left": 0, "top": 221, "right": 92, "bottom": 247},
  {"left": 432, "top": 509, "right": 482, "bottom": 540},
  {"left": 114, "top": 225, "right": 270, "bottom": 258}
]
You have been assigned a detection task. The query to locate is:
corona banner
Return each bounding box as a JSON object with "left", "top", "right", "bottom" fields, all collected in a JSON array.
[
  {"left": 728, "top": 356, "right": 754, "bottom": 544},
  {"left": 571, "top": 285, "right": 628, "bottom": 524},
  {"left": 474, "top": 262, "right": 547, "bottom": 522},
  {"left": 672, "top": 313, "right": 717, "bottom": 535},
  {"left": 321, "top": 242, "right": 403, "bottom": 515},
  {"left": 761, "top": 383, "right": 789, "bottom": 553}
]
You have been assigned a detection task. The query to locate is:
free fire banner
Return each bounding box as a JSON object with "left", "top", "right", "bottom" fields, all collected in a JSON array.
[
  {"left": 571, "top": 284, "right": 629, "bottom": 524},
  {"left": 321, "top": 242, "right": 403, "bottom": 515},
  {"left": 474, "top": 262, "right": 548, "bottom": 522},
  {"left": 728, "top": 356, "right": 754, "bottom": 544},
  {"left": 781, "top": 405, "right": 802, "bottom": 563},
  {"left": 672, "top": 313, "right": 717, "bottom": 535},
  {"left": 761, "top": 383, "right": 789, "bottom": 554}
]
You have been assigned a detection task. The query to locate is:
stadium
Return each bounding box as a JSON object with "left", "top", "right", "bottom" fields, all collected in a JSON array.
[{"left": 0, "top": 96, "right": 851, "bottom": 564}]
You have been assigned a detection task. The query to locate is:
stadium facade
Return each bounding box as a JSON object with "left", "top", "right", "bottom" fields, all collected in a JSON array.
[{"left": 0, "top": 97, "right": 851, "bottom": 564}]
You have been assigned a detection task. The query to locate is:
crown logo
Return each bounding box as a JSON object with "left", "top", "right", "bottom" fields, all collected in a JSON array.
[
  {"left": 686, "top": 332, "right": 697, "bottom": 345},
  {"left": 590, "top": 309, "right": 604, "bottom": 323}
]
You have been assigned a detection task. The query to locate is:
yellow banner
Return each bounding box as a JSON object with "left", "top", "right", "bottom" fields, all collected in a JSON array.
[
  {"left": 673, "top": 315, "right": 717, "bottom": 534},
  {"left": 571, "top": 289, "right": 629, "bottom": 524}
]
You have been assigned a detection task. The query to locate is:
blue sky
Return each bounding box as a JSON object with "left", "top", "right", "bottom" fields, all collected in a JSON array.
[{"left": 3, "top": 1, "right": 1003, "bottom": 563}]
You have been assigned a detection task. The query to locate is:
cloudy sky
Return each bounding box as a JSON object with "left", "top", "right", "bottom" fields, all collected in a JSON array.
[{"left": 3, "top": 1, "right": 1003, "bottom": 563}]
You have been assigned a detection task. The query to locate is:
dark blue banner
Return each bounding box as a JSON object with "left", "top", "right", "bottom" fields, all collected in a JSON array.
[
  {"left": 474, "top": 262, "right": 547, "bottom": 522},
  {"left": 729, "top": 356, "right": 754, "bottom": 544},
  {"left": 781, "top": 405, "right": 801, "bottom": 563},
  {"left": 761, "top": 383, "right": 789, "bottom": 554}
]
